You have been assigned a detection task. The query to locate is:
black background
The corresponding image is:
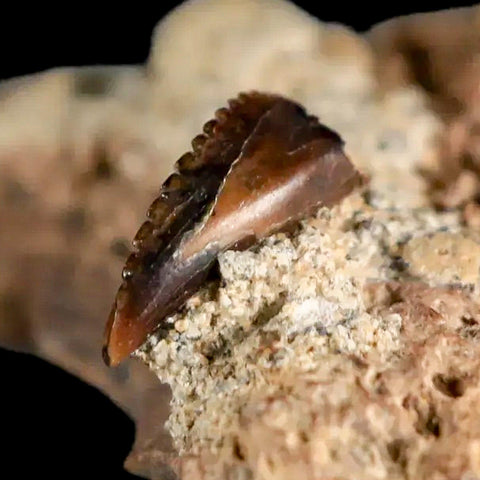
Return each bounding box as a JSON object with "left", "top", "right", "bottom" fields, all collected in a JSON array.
[
  {"left": 0, "top": 1, "right": 475, "bottom": 80},
  {"left": 1, "top": 1, "right": 474, "bottom": 478}
]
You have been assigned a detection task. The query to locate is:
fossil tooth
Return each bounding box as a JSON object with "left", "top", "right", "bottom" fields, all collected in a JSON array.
[{"left": 103, "top": 92, "right": 364, "bottom": 366}]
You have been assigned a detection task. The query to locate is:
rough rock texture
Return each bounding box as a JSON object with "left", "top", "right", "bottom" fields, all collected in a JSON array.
[
  {"left": 368, "top": 7, "right": 480, "bottom": 221},
  {"left": 139, "top": 192, "right": 480, "bottom": 479},
  {"left": 1, "top": 1, "right": 480, "bottom": 479}
]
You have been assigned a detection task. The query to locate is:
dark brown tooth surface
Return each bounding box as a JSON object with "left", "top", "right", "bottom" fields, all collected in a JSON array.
[
  {"left": 103, "top": 92, "right": 364, "bottom": 366},
  {"left": 191, "top": 134, "right": 208, "bottom": 153},
  {"left": 228, "top": 98, "right": 241, "bottom": 110},
  {"left": 215, "top": 107, "right": 230, "bottom": 122},
  {"left": 146, "top": 198, "right": 171, "bottom": 225},
  {"left": 132, "top": 221, "right": 156, "bottom": 251},
  {"left": 176, "top": 151, "right": 205, "bottom": 172},
  {"left": 122, "top": 253, "right": 140, "bottom": 280},
  {"left": 203, "top": 119, "right": 217, "bottom": 136},
  {"left": 162, "top": 173, "right": 189, "bottom": 191},
  {"left": 180, "top": 100, "right": 363, "bottom": 258}
]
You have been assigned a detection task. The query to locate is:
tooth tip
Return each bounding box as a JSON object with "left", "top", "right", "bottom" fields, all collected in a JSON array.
[
  {"left": 102, "top": 326, "right": 129, "bottom": 367},
  {"left": 102, "top": 341, "right": 124, "bottom": 367},
  {"left": 104, "top": 297, "right": 145, "bottom": 367}
]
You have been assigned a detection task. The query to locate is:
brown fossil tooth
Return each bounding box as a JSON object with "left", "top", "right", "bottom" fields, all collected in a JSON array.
[
  {"left": 181, "top": 101, "right": 362, "bottom": 258},
  {"left": 103, "top": 92, "right": 364, "bottom": 366}
]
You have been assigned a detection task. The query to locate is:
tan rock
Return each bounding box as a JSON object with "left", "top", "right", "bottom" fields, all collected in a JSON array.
[
  {"left": 139, "top": 194, "right": 480, "bottom": 478},
  {"left": 401, "top": 232, "right": 480, "bottom": 287},
  {"left": 147, "top": 0, "right": 373, "bottom": 159},
  {"left": 368, "top": 6, "right": 480, "bottom": 215},
  {"left": 367, "top": 6, "right": 480, "bottom": 111}
]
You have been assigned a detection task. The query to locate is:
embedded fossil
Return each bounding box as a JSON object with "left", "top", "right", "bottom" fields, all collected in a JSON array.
[{"left": 103, "top": 92, "right": 364, "bottom": 366}]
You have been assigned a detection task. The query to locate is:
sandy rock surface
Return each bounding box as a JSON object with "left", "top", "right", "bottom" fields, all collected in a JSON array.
[
  {"left": 368, "top": 6, "right": 480, "bottom": 220},
  {"left": 2, "top": 1, "right": 480, "bottom": 479}
]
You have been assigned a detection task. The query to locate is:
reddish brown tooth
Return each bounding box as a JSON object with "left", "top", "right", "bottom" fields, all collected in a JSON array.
[
  {"left": 191, "top": 134, "right": 207, "bottom": 154},
  {"left": 203, "top": 119, "right": 217, "bottom": 136},
  {"left": 147, "top": 198, "right": 171, "bottom": 224},
  {"left": 132, "top": 221, "right": 155, "bottom": 250},
  {"left": 176, "top": 151, "right": 204, "bottom": 172},
  {"left": 103, "top": 287, "right": 139, "bottom": 367}
]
